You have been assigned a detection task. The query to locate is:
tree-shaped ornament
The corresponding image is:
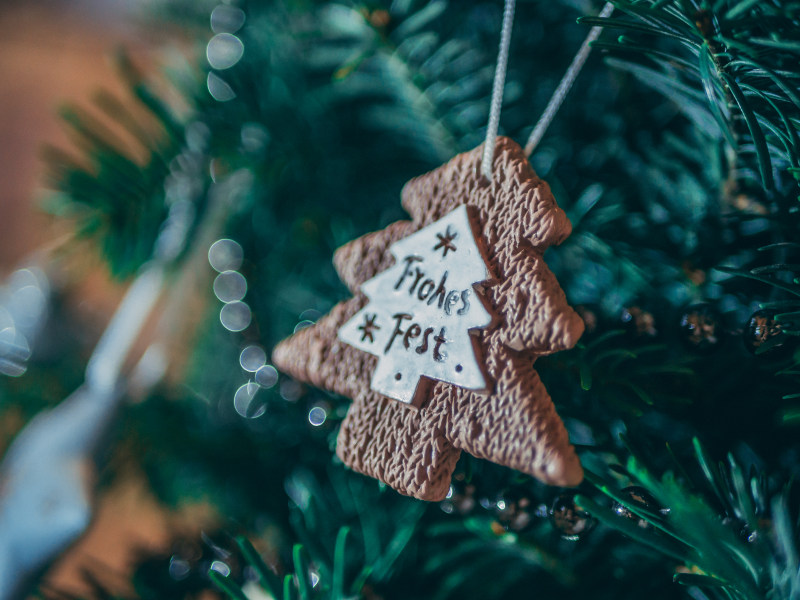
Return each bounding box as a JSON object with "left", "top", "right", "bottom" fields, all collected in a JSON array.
[
  {"left": 337, "top": 204, "right": 493, "bottom": 405},
  {"left": 274, "top": 137, "right": 585, "bottom": 501}
]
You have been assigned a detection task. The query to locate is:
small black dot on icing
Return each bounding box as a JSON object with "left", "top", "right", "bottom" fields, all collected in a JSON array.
[
  {"left": 455, "top": 364, "right": 463, "bottom": 372},
  {"left": 394, "top": 373, "right": 402, "bottom": 380}
]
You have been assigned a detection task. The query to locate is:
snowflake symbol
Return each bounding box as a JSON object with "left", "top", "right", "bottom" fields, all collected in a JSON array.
[
  {"left": 358, "top": 313, "right": 380, "bottom": 343},
  {"left": 433, "top": 225, "right": 458, "bottom": 257}
]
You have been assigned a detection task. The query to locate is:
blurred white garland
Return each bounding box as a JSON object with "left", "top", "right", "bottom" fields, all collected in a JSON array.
[{"left": 0, "top": 120, "right": 256, "bottom": 598}]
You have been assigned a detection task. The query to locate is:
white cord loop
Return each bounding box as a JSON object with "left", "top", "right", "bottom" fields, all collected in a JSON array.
[
  {"left": 481, "top": 0, "right": 517, "bottom": 181},
  {"left": 524, "top": 2, "right": 614, "bottom": 157}
]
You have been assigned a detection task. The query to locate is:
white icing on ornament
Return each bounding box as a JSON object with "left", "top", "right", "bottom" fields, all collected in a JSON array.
[{"left": 338, "top": 205, "right": 494, "bottom": 404}]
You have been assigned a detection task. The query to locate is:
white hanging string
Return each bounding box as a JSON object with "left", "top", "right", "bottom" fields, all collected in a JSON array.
[
  {"left": 524, "top": 2, "right": 614, "bottom": 157},
  {"left": 481, "top": 0, "right": 517, "bottom": 181}
]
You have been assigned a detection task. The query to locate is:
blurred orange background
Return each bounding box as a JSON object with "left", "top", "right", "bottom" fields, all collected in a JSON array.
[{"left": 0, "top": 2, "right": 209, "bottom": 596}]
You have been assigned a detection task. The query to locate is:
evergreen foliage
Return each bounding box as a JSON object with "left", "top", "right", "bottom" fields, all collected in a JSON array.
[{"left": 2, "top": 0, "right": 800, "bottom": 599}]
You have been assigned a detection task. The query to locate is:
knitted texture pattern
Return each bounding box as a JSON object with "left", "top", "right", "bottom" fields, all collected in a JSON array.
[{"left": 273, "top": 137, "right": 584, "bottom": 500}]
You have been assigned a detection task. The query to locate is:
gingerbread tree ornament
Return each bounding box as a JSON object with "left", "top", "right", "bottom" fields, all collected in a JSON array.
[{"left": 273, "top": 137, "right": 585, "bottom": 501}]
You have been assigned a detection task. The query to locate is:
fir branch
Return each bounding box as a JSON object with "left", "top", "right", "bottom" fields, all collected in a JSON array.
[
  {"left": 580, "top": 0, "right": 800, "bottom": 194},
  {"left": 42, "top": 54, "right": 184, "bottom": 278},
  {"left": 313, "top": 1, "right": 501, "bottom": 161},
  {"left": 583, "top": 442, "right": 786, "bottom": 600}
]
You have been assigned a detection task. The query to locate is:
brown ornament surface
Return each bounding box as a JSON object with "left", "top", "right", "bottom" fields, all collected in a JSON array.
[{"left": 273, "top": 137, "right": 585, "bottom": 501}]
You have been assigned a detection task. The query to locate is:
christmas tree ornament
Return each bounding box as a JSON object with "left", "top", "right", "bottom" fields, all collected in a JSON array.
[
  {"left": 574, "top": 304, "right": 600, "bottom": 337},
  {"left": 440, "top": 473, "right": 477, "bottom": 515},
  {"left": 612, "top": 486, "right": 667, "bottom": 528},
  {"left": 550, "top": 493, "right": 595, "bottom": 540},
  {"left": 621, "top": 306, "right": 657, "bottom": 338},
  {"left": 743, "top": 309, "right": 786, "bottom": 355},
  {"left": 721, "top": 515, "right": 758, "bottom": 544},
  {"left": 679, "top": 303, "right": 722, "bottom": 353},
  {"left": 493, "top": 488, "right": 537, "bottom": 533},
  {"left": 273, "top": 136, "right": 585, "bottom": 500},
  {"left": 273, "top": 0, "right": 612, "bottom": 501},
  {"left": 134, "top": 530, "right": 245, "bottom": 597},
  {"left": 681, "top": 260, "right": 707, "bottom": 286}
]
